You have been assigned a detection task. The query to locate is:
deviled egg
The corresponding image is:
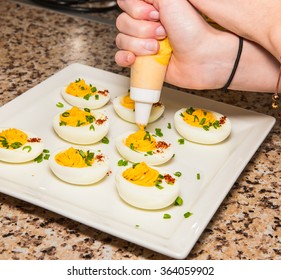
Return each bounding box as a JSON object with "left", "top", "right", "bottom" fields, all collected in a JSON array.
[
  {"left": 53, "top": 106, "right": 109, "bottom": 144},
  {"left": 116, "top": 162, "right": 180, "bottom": 209},
  {"left": 174, "top": 107, "right": 231, "bottom": 144},
  {"left": 0, "top": 127, "right": 44, "bottom": 163},
  {"left": 61, "top": 78, "right": 110, "bottom": 109},
  {"left": 115, "top": 129, "right": 174, "bottom": 165},
  {"left": 113, "top": 92, "right": 165, "bottom": 123},
  {"left": 49, "top": 147, "right": 109, "bottom": 185}
]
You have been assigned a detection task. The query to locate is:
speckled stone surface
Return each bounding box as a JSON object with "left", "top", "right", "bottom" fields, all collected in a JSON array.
[{"left": 0, "top": 0, "right": 280, "bottom": 260}]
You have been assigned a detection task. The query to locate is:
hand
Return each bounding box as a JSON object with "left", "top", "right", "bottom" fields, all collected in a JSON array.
[{"left": 115, "top": 0, "right": 239, "bottom": 90}]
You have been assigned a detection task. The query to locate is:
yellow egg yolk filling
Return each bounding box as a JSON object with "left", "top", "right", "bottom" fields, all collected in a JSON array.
[
  {"left": 154, "top": 37, "right": 172, "bottom": 65},
  {"left": 181, "top": 107, "right": 219, "bottom": 129},
  {"left": 121, "top": 95, "right": 135, "bottom": 110},
  {"left": 0, "top": 128, "right": 28, "bottom": 149},
  {"left": 125, "top": 129, "right": 156, "bottom": 152},
  {"left": 55, "top": 147, "right": 94, "bottom": 168},
  {"left": 65, "top": 79, "right": 97, "bottom": 98},
  {"left": 59, "top": 106, "right": 95, "bottom": 127},
  {"left": 122, "top": 162, "right": 160, "bottom": 187}
]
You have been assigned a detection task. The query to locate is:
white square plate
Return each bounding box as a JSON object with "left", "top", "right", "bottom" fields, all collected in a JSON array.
[{"left": 0, "top": 63, "right": 275, "bottom": 259}]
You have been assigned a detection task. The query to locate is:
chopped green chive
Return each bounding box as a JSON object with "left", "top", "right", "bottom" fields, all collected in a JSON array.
[
  {"left": 83, "top": 93, "right": 91, "bottom": 100},
  {"left": 155, "top": 184, "right": 164, "bottom": 190},
  {"left": 132, "top": 162, "right": 140, "bottom": 169},
  {"left": 178, "top": 138, "right": 185, "bottom": 145},
  {"left": 186, "top": 107, "right": 195, "bottom": 115},
  {"left": 199, "top": 118, "right": 206, "bottom": 125},
  {"left": 143, "top": 131, "right": 151, "bottom": 141},
  {"left": 22, "top": 146, "right": 32, "bottom": 152},
  {"left": 101, "top": 136, "right": 109, "bottom": 144},
  {"left": 86, "top": 115, "right": 95, "bottom": 123},
  {"left": 118, "top": 159, "right": 128, "bottom": 166},
  {"left": 34, "top": 154, "right": 43, "bottom": 163},
  {"left": 174, "top": 196, "right": 183, "bottom": 206},
  {"left": 56, "top": 102, "right": 64, "bottom": 108},
  {"left": 44, "top": 154, "right": 50, "bottom": 160},
  {"left": 34, "top": 149, "right": 50, "bottom": 163},
  {"left": 62, "top": 112, "right": 70, "bottom": 117},
  {"left": 155, "top": 128, "right": 163, "bottom": 137},
  {"left": 95, "top": 94, "right": 99, "bottom": 100},
  {"left": 10, "top": 142, "right": 22, "bottom": 149},
  {"left": 196, "top": 173, "right": 201, "bottom": 180},
  {"left": 163, "top": 213, "right": 171, "bottom": 219},
  {"left": 84, "top": 108, "right": 91, "bottom": 112},
  {"left": 174, "top": 171, "right": 182, "bottom": 177},
  {"left": 184, "top": 212, "right": 193, "bottom": 219},
  {"left": 167, "top": 123, "right": 172, "bottom": 129},
  {"left": 59, "top": 121, "right": 67, "bottom": 126},
  {"left": 90, "top": 124, "right": 95, "bottom": 131}
]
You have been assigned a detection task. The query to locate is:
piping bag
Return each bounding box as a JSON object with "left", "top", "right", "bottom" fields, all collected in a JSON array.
[{"left": 130, "top": 38, "right": 172, "bottom": 127}]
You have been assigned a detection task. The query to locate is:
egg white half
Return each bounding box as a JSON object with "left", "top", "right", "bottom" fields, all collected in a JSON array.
[
  {"left": 52, "top": 110, "right": 109, "bottom": 144},
  {"left": 0, "top": 127, "right": 44, "bottom": 163},
  {"left": 115, "top": 165, "right": 180, "bottom": 210},
  {"left": 115, "top": 130, "right": 174, "bottom": 165},
  {"left": 49, "top": 147, "right": 110, "bottom": 185},
  {"left": 61, "top": 86, "right": 110, "bottom": 109},
  {"left": 174, "top": 108, "right": 231, "bottom": 144},
  {"left": 112, "top": 95, "right": 165, "bottom": 123}
]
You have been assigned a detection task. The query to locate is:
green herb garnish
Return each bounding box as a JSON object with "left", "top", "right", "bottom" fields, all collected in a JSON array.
[
  {"left": 155, "top": 128, "right": 163, "bottom": 137},
  {"left": 143, "top": 131, "right": 151, "bottom": 141},
  {"left": 56, "top": 102, "right": 64, "bottom": 108},
  {"left": 86, "top": 115, "right": 95, "bottom": 123},
  {"left": 178, "top": 138, "right": 185, "bottom": 145},
  {"left": 174, "top": 196, "right": 183, "bottom": 206},
  {"left": 101, "top": 136, "right": 109, "bottom": 144},
  {"left": 62, "top": 112, "right": 70, "bottom": 117},
  {"left": 186, "top": 107, "right": 195, "bottom": 115},
  {"left": 132, "top": 162, "right": 140, "bottom": 169},
  {"left": 34, "top": 149, "right": 50, "bottom": 163},
  {"left": 174, "top": 171, "right": 182, "bottom": 177},
  {"left": 10, "top": 142, "right": 22, "bottom": 149},
  {"left": 59, "top": 121, "right": 67, "bottom": 126},
  {"left": 118, "top": 159, "right": 128, "bottom": 166},
  {"left": 22, "top": 146, "right": 32, "bottom": 152},
  {"left": 184, "top": 212, "right": 193, "bottom": 219},
  {"left": 83, "top": 93, "right": 91, "bottom": 100},
  {"left": 163, "top": 214, "right": 171, "bottom": 219}
]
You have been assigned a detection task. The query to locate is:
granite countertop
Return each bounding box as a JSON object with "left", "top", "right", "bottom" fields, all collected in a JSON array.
[{"left": 0, "top": 0, "right": 280, "bottom": 260}]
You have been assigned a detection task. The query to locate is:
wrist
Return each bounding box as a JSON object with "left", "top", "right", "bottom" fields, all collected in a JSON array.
[{"left": 205, "top": 30, "right": 240, "bottom": 90}]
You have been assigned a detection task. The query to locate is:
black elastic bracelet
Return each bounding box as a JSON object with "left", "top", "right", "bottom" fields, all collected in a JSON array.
[{"left": 221, "top": 36, "right": 243, "bottom": 92}]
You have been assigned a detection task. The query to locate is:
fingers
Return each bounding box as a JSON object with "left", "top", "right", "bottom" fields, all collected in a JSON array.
[
  {"left": 115, "top": 50, "right": 136, "bottom": 67},
  {"left": 116, "top": 12, "right": 166, "bottom": 39},
  {"left": 115, "top": 33, "right": 159, "bottom": 55},
  {"left": 117, "top": 0, "right": 159, "bottom": 21}
]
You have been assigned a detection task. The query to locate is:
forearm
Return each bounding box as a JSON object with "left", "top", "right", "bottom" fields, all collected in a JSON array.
[
  {"left": 189, "top": 0, "right": 281, "bottom": 62},
  {"left": 227, "top": 38, "right": 280, "bottom": 92}
]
